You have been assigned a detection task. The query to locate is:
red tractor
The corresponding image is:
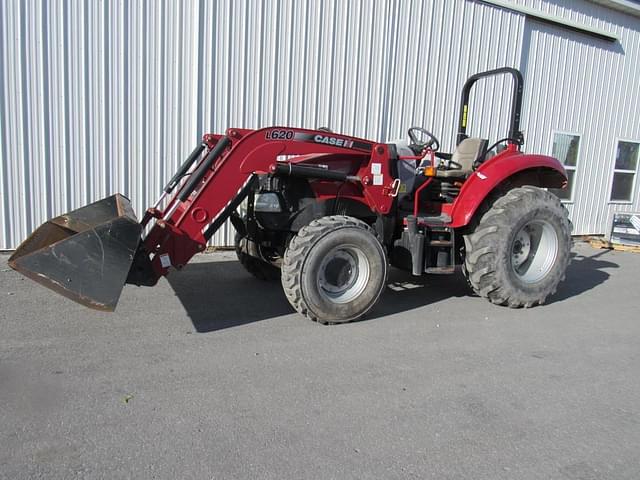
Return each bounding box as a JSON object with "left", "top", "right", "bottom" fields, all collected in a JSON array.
[{"left": 9, "top": 68, "right": 572, "bottom": 324}]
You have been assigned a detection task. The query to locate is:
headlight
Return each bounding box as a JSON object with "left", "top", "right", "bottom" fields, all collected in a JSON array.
[{"left": 254, "top": 193, "right": 283, "bottom": 213}]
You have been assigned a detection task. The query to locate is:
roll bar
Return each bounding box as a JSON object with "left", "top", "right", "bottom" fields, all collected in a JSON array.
[{"left": 456, "top": 67, "right": 524, "bottom": 146}]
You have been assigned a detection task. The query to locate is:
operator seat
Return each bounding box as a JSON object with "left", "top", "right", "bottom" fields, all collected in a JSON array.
[{"left": 435, "top": 137, "right": 488, "bottom": 179}]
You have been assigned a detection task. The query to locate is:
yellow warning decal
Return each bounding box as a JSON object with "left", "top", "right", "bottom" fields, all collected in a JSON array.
[{"left": 462, "top": 105, "right": 468, "bottom": 128}]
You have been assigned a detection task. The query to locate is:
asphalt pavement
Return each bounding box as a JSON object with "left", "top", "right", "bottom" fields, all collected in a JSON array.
[{"left": 1, "top": 242, "right": 639, "bottom": 479}]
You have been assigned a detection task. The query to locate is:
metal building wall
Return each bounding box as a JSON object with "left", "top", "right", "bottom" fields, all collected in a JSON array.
[
  {"left": 512, "top": 0, "right": 640, "bottom": 235},
  {"left": 0, "top": 0, "right": 524, "bottom": 250},
  {"left": 1, "top": 0, "right": 638, "bottom": 249}
]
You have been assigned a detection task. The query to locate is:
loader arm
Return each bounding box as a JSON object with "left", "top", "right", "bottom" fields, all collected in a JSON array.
[
  {"left": 9, "top": 127, "right": 400, "bottom": 311},
  {"left": 129, "top": 127, "right": 399, "bottom": 287}
]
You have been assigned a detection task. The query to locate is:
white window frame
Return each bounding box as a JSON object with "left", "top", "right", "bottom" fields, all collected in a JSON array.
[
  {"left": 608, "top": 138, "right": 640, "bottom": 205},
  {"left": 549, "top": 130, "right": 581, "bottom": 203}
]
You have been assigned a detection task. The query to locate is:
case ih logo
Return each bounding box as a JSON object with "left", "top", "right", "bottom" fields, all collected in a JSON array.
[
  {"left": 313, "top": 134, "right": 354, "bottom": 148},
  {"left": 264, "top": 129, "right": 369, "bottom": 151}
]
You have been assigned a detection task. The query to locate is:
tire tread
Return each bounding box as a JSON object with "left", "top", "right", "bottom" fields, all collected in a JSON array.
[
  {"left": 281, "top": 215, "right": 383, "bottom": 324},
  {"left": 463, "top": 186, "right": 572, "bottom": 308}
]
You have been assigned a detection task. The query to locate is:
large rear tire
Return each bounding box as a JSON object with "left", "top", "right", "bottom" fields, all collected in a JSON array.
[
  {"left": 463, "top": 186, "right": 572, "bottom": 307},
  {"left": 281, "top": 216, "right": 388, "bottom": 324}
]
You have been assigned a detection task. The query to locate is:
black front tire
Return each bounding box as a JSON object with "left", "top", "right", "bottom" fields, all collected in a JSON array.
[
  {"left": 463, "top": 186, "right": 572, "bottom": 307},
  {"left": 281, "top": 216, "right": 388, "bottom": 324},
  {"left": 234, "top": 232, "right": 281, "bottom": 281}
]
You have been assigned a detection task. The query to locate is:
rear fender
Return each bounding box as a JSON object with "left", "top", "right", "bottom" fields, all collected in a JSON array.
[{"left": 449, "top": 152, "right": 567, "bottom": 228}]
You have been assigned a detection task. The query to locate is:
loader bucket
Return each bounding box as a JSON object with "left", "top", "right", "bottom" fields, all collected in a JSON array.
[{"left": 8, "top": 194, "right": 142, "bottom": 311}]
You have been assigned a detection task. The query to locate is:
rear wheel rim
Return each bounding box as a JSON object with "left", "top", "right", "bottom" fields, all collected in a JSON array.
[
  {"left": 511, "top": 219, "right": 559, "bottom": 284},
  {"left": 316, "top": 245, "right": 370, "bottom": 304}
]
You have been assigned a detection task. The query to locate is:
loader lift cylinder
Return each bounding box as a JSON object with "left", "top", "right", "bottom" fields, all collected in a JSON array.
[
  {"left": 270, "top": 163, "right": 359, "bottom": 182},
  {"left": 163, "top": 143, "right": 206, "bottom": 194},
  {"left": 160, "top": 136, "right": 232, "bottom": 223},
  {"left": 178, "top": 136, "right": 231, "bottom": 202},
  {"left": 147, "top": 143, "right": 206, "bottom": 216}
]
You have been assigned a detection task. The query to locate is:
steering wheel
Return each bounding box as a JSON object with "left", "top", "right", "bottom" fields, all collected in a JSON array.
[{"left": 408, "top": 127, "right": 440, "bottom": 152}]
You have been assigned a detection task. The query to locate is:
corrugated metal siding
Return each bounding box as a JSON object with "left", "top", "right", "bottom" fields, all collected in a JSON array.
[
  {"left": 511, "top": 0, "right": 640, "bottom": 235},
  {"left": 1, "top": 0, "right": 639, "bottom": 249},
  {"left": 0, "top": 0, "right": 524, "bottom": 249}
]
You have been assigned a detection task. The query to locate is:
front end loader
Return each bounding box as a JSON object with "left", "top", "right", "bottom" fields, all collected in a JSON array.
[{"left": 9, "top": 68, "right": 572, "bottom": 323}]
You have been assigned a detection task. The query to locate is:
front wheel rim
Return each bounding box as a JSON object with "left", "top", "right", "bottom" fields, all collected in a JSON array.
[
  {"left": 511, "top": 219, "right": 559, "bottom": 284},
  {"left": 316, "top": 245, "right": 370, "bottom": 304}
]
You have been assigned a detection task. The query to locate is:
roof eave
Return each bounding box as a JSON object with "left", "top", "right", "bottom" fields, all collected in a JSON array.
[{"left": 587, "top": 0, "right": 640, "bottom": 19}]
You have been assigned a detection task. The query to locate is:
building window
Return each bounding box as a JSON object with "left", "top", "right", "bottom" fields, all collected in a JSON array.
[
  {"left": 610, "top": 141, "right": 639, "bottom": 202},
  {"left": 549, "top": 133, "right": 580, "bottom": 201}
]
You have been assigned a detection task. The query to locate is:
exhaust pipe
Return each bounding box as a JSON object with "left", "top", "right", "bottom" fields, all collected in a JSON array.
[{"left": 8, "top": 194, "right": 142, "bottom": 311}]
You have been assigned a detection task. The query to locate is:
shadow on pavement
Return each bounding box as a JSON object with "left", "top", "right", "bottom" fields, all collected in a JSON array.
[
  {"left": 547, "top": 249, "right": 618, "bottom": 304},
  {"left": 366, "top": 268, "right": 471, "bottom": 321},
  {"left": 167, "top": 260, "right": 293, "bottom": 333},
  {"left": 168, "top": 247, "right": 617, "bottom": 332},
  {"left": 167, "top": 259, "right": 471, "bottom": 332}
]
